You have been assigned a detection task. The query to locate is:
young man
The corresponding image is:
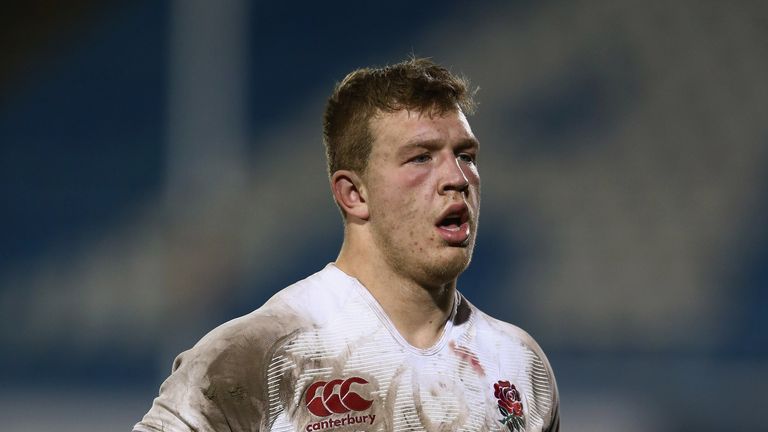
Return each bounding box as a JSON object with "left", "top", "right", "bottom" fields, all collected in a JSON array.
[{"left": 134, "top": 58, "right": 559, "bottom": 432}]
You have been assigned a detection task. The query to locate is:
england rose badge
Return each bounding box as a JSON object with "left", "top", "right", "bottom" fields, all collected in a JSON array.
[{"left": 493, "top": 380, "right": 525, "bottom": 431}]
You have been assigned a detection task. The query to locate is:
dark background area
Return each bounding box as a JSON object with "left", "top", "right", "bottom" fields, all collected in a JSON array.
[{"left": 1, "top": 1, "right": 766, "bottom": 430}]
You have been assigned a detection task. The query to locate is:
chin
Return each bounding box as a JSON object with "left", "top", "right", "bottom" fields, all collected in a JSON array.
[{"left": 422, "top": 249, "right": 473, "bottom": 285}]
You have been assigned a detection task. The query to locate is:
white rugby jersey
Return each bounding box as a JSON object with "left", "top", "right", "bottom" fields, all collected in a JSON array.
[{"left": 134, "top": 264, "right": 559, "bottom": 432}]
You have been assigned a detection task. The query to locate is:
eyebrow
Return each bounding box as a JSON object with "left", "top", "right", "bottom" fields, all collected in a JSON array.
[{"left": 397, "top": 137, "right": 480, "bottom": 157}]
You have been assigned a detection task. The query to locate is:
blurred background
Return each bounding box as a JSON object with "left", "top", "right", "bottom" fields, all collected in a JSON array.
[{"left": 1, "top": 0, "right": 766, "bottom": 430}]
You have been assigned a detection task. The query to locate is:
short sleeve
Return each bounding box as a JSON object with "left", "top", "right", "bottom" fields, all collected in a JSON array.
[{"left": 133, "top": 331, "right": 270, "bottom": 432}]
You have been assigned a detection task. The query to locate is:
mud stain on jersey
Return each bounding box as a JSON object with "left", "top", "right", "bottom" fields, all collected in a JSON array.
[
  {"left": 228, "top": 384, "right": 247, "bottom": 401},
  {"left": 202, "top": 385, "right": 217, "bottom": 401},
  {"left": 454, "top": 295, "right": 472, "bottom": 325}
]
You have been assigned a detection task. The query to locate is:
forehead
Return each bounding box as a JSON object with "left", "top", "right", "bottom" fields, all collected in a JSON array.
[{"left": 368, "top": 108, "right": 476, "bottom": 155}]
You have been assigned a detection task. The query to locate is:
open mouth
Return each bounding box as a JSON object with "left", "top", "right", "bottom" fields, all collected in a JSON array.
[
  {"left": 438, "top": 214, "right": 466, "bottom": 231},
  {"left": 436, "top": 204, "right": 471, "bottom": 244},
  {"left": 437, "top": 204, "right": 470, "bottom": 229}
]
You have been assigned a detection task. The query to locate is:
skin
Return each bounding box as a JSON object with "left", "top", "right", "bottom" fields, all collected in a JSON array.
[{"left": 332, "top": 107, "right": 480, "bottom": 349}]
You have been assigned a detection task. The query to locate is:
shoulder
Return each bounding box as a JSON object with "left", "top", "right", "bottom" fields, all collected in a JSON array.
[
  {"left": 478, "top": 309, "right": 548, "bottom": 358},
  {"left": 459, "top": 296, "right": 561, "bottom": 432},
  {"left": 134, "top": 265, "right": 352, "bottom": 431},
  {"left": 180, "top": 263, "right": 351, "bottom": 377},
  {"left": 457, "top": 295, "right": 546, "bottom": 356}
]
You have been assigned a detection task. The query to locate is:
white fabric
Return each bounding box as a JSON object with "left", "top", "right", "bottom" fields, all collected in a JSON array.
[{"left": 134, "top": 264, "right": 559, "bottom": 432}]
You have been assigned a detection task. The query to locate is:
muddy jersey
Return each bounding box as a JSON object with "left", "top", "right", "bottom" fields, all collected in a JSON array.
[{"left": 134, "top": 264, "right": 559, "bottom": 432}]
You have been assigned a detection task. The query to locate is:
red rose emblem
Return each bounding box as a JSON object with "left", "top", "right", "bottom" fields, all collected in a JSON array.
[
  {"left": 494, "top": 380, "right": 521, "bottom": 411},
  {"left": 493, "top": 380, "right": 525, "bottom": 431}
]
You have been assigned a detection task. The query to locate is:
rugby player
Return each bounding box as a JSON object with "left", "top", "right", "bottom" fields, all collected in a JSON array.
[{"left": 134, "top": 57, "right": 559, "bottom": 432}]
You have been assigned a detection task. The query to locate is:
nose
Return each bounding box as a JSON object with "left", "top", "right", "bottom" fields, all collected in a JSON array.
[{"left": 438, "top": 155, "right": 470, "bottom": 195}]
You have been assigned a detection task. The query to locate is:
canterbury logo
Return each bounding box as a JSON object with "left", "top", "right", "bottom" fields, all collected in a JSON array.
[{"left": 305, "top": 377, "right": 373, "bottom": 417}]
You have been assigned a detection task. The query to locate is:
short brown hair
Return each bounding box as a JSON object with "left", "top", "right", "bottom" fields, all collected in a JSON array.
[{"left": 323, "top": 57, "right": 476, "bottom": 178}]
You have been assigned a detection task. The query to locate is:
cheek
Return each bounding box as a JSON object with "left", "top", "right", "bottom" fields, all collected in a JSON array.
[
  {"left": 391, "top": 169, "right": 433, "bottom": 205},
  {"left": 464, "top": 164, "right": 480, "bottom": 185},
  {"left": 401, "top": 167, "right": 430, "bottom": 187}
]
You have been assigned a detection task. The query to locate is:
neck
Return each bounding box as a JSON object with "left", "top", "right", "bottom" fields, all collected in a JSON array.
[{"left": 335, "top": 228, "right": 456, "bottom": 349}]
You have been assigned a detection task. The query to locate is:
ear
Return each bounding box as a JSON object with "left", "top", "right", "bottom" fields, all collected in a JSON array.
[{"left": 331, "top": 170, "right": 370, "bottom": 221}]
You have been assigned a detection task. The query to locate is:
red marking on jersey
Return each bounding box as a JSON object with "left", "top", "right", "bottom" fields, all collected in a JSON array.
[
  {"left": 340, "top": 377, "right": 374, "bottom": 411},
  {"left": 449, "top": 340, "right": 485, "bottom": 376},
  {"left": 494, "top": 380, "right": 525, "bottom": 431},
  {"left": 305, "top": 377, "right": 373, "bottom": 417}
]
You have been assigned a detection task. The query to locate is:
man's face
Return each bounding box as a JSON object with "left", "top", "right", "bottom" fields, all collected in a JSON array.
[{"left": 362, "top": 108, "right": 480, "bottom": 286}]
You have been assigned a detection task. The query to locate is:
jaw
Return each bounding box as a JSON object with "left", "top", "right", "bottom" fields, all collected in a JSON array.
[
  {"left": 360, "top": 201, "right": 479, "bottom": 287},
  {"left": 417, "top": 238, "right": 476, "bottom": 287}
]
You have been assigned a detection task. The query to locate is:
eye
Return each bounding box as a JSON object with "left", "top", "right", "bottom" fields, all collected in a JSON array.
[
  {"left": 410, "top": 153, "right": 432, "bottom": 164},
  {"left": 457, "top": 153, "right": 476, "bottom": 164}
]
